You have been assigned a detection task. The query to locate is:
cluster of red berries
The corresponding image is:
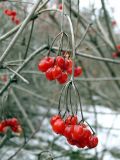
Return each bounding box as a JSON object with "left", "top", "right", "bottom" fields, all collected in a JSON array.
[
  {"left": 38, "top": 56, "right": 82, "bottom": 84},
  {"left": 0, "top": 118, "right": 22, "bottom": 134},
  {"left": 112, "top": 44, "right": 120, "bottom": 58},
  {"left": 4, "top": 9, "right": 20, "bottom": 25},
  {"left": 50, "top": 115, "right": 98, "bottom": 149}
]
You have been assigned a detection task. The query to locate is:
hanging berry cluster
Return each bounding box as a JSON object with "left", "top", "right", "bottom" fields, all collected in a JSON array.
[
  {"left": 0, "top": 118, "right": 22, "bottom": 135},
  {"left": 50, "top": 81, "right": 98, "bottom": 149},
  {"left": 38, "top": 54, "right": 82, "bottom": 84},
  {"left": 50, "top": 114, "right": 98, "bottom": 148},
  {"left": 4, "top": 9, "right": 20, "bottom": 25}
]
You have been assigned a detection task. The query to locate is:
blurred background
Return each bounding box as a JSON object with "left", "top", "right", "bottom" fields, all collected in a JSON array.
[{"left": 0, "top": 0, "right": 120, "bottom": 159}]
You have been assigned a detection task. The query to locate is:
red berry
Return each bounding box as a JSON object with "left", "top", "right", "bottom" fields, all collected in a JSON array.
[
  {"left": 57, "top": 72, "right": 68, "bottom": 84},
  {"left": 72, "top": 125, "right": 84, "bottom": 140},
  {"left": 52, "top": 119, "right": 65, "bottom": 134},
  {"left": 0, "top": 123, "right": 4, "bottom": 132},
  {"left": 59, "top": 3, "right": 62, "bottom": 10},
  {"left": 76, "top": 139, "right": 87, "bottom": 148},
  {"left": 67, "top": 138, "right": 77, "bottom": 146},
  {"left": 64, "top": 59, "right": 70, "bottom": 70},
  {"left": 4, "top": 9, "right": 12, "bottom": 16},
  {"left": 15, "top": 19, "right": 20, "bottom": 25},
  {"left": 50, "top": 115, "right": 61, "bottom": 126},
  {"left": 56, "top": 56, "right": 65, "bottom": 69},
  {"left": 45, "top": 68, "right": 55, "bottom": 81},
  {"left": 83, "top": 128, "right": 92, "bottom": 139},
  {"left": 38, "top": 60, "right": 49, "bottom": 72},
  {"left": 67, "top": 67, "right": 72, "bottom": 75},
  {"left": 10, "top": 118, "right": 19, "bottom": 126},
  {"left": 11, "top": 11, "right": 16, "bottom": 17},
  {"left": 52, "top": 66, "right": 62, "bottom": 79},
  {"left": 63, "top": 125, "right": 73, "bottom": 139},
  {"left": 74, "top": 66, "right": 82, "bottom": 77},
  {"left": 38, "top": 57, "right": 54, "bottom": 72},
  {"left": 65, "top": 115, "right": 78, "bottom": 125},
  {"left": 87, "top": 135, "right": 98, "bottom": 148}
]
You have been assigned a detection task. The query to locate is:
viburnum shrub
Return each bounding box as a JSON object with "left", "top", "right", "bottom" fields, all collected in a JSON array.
[
  {"left": 4, "top": 9, "right": 20, "bottom": 25},
  {"left": 50, "top": 80, "right": 98, "bottom": 149},
  {"left": 38, "top": 53, "right": 82, "bottom": 84},
  {"left": 50, "top": 114, "right": 98, "bottom": 149},
  {"left": 0, "top": 118, "right": 22, "bottom": 135}
]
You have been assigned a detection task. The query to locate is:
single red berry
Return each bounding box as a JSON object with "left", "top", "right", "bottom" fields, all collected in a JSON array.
[
  {"left": 43, "top": 56, "right": 55, "bottom": 67},
  {"left": 10, "top": 118, "right": 19, "bottom": 126},
  {"left": 57, "top": 72, "right": 68, "bottom": 84},
  {"left": 67, "top": 67, "right": 72, "bottom": 75},
  {"left": 50, "top": 115, "right": 61, "bottom": 126},
  {"left": 76, "top": 139, "right": 87, "bottom": 148},
  {"left": 15, "top": 19, "right": 20, "bottom": 25},
  {"left": 67, "top": 138, "right": 77, "bottom": 146},
  {"left": 82, "top": 128, "right": 92, "bottom": 139},
  {"left": 59, "top": 3, "right": 62, "bottom": 10},
  {"left": 72, "top": 125, "right": 84, "bottom": 140},
  {"left": 56, "top": 56, "right": 65, "bottom": 69},
  {"left": 38, "top": 60, "right": 50, "bottom": 72},
  {"left": 74, "top": 66, "right": 82, "bottom": 77},
  {"left": 52, "top": 119, "right": 65, "bottom": 135},
  {"left": 65, "top": 115, "right": 78, "bottom": 125},
  {"left": 45, "top": 68, "right": 55, "bottom": 81},
  {"left": 11, "top": 11, "right": 16, "bottom": 17},
  {"left": 52, "top": 65, "right": 62, "bottom": 79},
  {"left": 63, "top": 125, "right": 73, "bottom": 139},
  {"left": 87, "top": 135, "right": 98, "bottom": 148},
  {"left": 4, "top": 9, "right": 12, "bottom": 16},
  {"left": 64, "top": 58, "right": 70, "bottom": 70},
  {"left": 0, "top": 123, "right": 4, "bottom": 132}
]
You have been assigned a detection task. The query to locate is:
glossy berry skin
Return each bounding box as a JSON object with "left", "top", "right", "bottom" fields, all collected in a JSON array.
[
  {"left": 50, "top": 115, "right": 61, "bottom": 126},
  {"left": 64, "top": 59, "right": 69, "bottom": 70},
  {"left": 76, "top": 139, "right": 87, "bottom": 148},
  {"left": 57, "top": 72, "right": 68, "bottom": 84},
  {"left": 63, "top": 125, "right": 73, "bottom": 139},
  {"left": 65, "top": 115, "right": 78, "bottom": 125},
  {"left": 82, "top": 128, "right": 92, "bottom": 139},
  {"left": 67, "top": 138, "right": 77, "bottom": 146},
  {"left": 56, "top": 56, "right": 65, "bottom": 69},
  {"left": 87, "top": 135, "right": 98, "bottom": 148},
  {"left": 38, "top": 60, "right": 50, "bottom": 72},
  {"left": 72, "top": 125, "right": 84, "bottom": 140},
  {"left": 74, "top": 66, "right": 82, "bottom": 77},
  {"left": 38, "top": 57, "right": 54, "bottom": 72},
  {"left": 52, "top": 119, "right": 65, "bottom": 134},
  {"left": 52, "top": 66, "right": 62, "bottom": 79},
  {"left": 45, "top": 68, "right": 54, "bottom": 81}
]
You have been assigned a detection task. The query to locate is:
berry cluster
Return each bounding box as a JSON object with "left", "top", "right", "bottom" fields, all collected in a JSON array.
[
  {"left": 38, "top": 56, "right": 82, "bottom": 84},
  {"left": 50, "top": 115, "right": 98, "bottom": 149},
  {"left": 4, "top": 9, "right": 20, "bottom": 25},
  {"left": 112, "top": 44, "right": 120, "bottom": 58},
  {"left": 0, "top": 118, "right": 22, "bottom": 134}
]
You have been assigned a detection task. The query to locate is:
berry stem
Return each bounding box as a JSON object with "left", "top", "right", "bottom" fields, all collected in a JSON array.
[{"left": 66, "top": 15, "right": 75, "bottom": 82}]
